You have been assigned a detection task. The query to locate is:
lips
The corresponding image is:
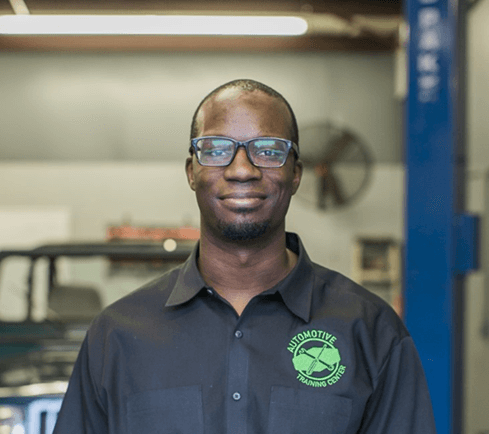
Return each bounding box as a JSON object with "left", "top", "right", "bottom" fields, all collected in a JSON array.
[
  {"left": 219, "top": 192, "right": 266, "bottom": 209},
  {"left": 220, "top": 192, "right": 266, "bottom": 200}
]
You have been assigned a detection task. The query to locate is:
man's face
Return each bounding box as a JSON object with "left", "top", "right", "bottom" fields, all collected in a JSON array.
[{"left": 186, "top": 88, "right": 302, "bottom": 242}]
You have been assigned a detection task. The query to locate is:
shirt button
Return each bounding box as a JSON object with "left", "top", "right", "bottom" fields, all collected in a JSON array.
[
  {"left": 232, "top": 392, "right": 241, "bottom": 401},
  {"left": 206, "top": 288, "right": 213, "bottom": 295},
  {"left": 234, "top": 330, "right": 243, "bottom": 339}
]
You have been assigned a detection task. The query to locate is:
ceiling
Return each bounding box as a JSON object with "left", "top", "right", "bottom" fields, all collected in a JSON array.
[{"left": 0, "top": 0, "right": 402, "bottom": 52}]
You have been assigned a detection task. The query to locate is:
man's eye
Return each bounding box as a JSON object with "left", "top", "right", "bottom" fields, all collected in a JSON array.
[
  {"left": 257, "top": 149, "right": 285, "bottom": 158},
  {"left": 204, "top": 148, "right": 231, "bottom": 157}
]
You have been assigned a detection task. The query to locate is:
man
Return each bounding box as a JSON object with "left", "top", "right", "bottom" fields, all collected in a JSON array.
[{"left": 54, "top": 79, "right": 436, "bottom": 433}]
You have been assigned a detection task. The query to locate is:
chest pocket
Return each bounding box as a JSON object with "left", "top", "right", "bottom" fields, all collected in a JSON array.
[
  {"left": 268, "top": 386, "right": 352, "bottom": 434},
  {"left": 126, "top": 385, "right": 204, "bottom": 434}
]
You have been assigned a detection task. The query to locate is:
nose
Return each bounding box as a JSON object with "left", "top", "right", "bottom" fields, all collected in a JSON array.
[{"left": 223, "top": 146, "right": 262, "bottom": 181}]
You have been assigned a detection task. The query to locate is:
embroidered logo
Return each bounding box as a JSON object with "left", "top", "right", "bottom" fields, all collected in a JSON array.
[{"left": 287, "top": 329, "right": 346, "bottom": 388}]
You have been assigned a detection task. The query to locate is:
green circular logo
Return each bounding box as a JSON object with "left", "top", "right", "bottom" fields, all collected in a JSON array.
[{"left": 287, "top": 330, "right": 346, "bottom": 387}]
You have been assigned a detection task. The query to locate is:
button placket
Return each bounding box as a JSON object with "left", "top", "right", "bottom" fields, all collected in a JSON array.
[{"left": 226, "top": 322, "right": 248, "bottom": 434}]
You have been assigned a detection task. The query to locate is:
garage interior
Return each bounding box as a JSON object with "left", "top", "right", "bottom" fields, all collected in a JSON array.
[{"left": 0, "top": 0, "right": 488, "bottom": 432}]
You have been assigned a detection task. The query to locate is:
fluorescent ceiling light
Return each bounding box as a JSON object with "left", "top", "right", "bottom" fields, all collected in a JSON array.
[{"left": 0, "top": 15, "right": 308, "bottom": 36}]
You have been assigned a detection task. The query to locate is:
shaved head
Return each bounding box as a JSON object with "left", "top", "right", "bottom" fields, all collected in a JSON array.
[{"left": 190, "top": 79, "right": 299, "bottom": 146}]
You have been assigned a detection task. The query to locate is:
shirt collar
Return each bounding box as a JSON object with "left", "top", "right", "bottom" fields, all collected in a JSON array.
[
  {"left": 165, "top": 242, "right": 207, "bottom": 307},
  {"left": 273, "top": 232, "right": 314, "bottom": 323},
  {"left": 165, "top": 232, "right": 315, "bottom": 323}
]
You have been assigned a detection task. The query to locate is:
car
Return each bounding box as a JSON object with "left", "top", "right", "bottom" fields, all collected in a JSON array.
[{"left": 0, "top": 241, "right": 194, "bottom": 434}]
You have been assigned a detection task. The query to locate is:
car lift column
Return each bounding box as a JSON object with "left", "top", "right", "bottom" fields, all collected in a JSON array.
[{"left": 405, "top": 0, "right": 478, "bottom": 432}]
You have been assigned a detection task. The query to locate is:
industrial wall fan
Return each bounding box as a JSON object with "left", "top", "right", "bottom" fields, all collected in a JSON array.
[{"left": 297, "top": 122, "right": 373, "bottom": 210}]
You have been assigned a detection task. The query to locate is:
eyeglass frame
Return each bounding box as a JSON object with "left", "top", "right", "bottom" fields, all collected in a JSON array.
[{"left": 188, "top": 136, "right": 300, "bottom": 168}]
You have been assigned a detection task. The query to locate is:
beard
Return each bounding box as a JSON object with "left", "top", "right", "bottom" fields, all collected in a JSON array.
[{"left": 217, "top": 218, "right": 270, "bottom": 241}]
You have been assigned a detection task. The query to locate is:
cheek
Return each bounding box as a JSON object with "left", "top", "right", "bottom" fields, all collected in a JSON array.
[
  {"left": 267, "top": 179, "right": 295, "bottom": 210},
  {"left": 192, "top": 165, "right": 211, "bottom": 189},
  {"left": 272, "top": 170, "right": 297, "bottom": 194},
  {"left": 193, "top": 170, "right": 220, "bottom": 207}
]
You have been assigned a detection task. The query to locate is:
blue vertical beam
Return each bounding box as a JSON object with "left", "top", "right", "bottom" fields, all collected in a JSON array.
[{"left": 404, "top": 0, "right": 471, "bottom": 432}]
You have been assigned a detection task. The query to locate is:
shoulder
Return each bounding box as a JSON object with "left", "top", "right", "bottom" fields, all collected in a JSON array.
[
  {"left": 71, "top": 265, "right": 187, "bottom": 392},
  {"left": 313, "top": 262, "right": 405, "bottom": 328},
  {"left": 308, "top": 262, "right": 409, "bottom": 363},
  {"left": 87, "top": 264, "right": 183, "bottom": 340}
]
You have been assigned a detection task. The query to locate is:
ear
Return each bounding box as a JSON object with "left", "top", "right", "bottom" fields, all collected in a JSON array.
[
  {"left": 291, "top": 159, "right": 303, "bottom": 195},
  {"left": 185, "top": 156, "right": 196, "bottom": 191}
]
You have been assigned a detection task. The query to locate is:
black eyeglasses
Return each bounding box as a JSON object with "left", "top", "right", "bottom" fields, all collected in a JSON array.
[{"left": 189, "top": 136, "right": 299, "bottom": 168}]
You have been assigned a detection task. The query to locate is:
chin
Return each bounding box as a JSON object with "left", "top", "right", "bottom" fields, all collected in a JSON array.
[{"left": 217, "top": 220, "right": 271, "bottom": 241}]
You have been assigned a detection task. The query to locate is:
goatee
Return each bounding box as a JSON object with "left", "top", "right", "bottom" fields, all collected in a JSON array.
[{"left": 218, "top": 220, "right": 270, "bottom": 241}]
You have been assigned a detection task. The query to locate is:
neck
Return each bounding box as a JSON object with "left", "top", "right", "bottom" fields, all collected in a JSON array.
[{"left": 197, "top": 229, "right": 297, "bottom": 315}]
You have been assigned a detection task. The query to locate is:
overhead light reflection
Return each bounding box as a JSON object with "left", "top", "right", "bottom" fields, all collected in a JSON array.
[
  {"left": 0, "top": 15, "right": 308, "bottom": 36},
  {"left": 11, "top": 424, "right": 26, "bottom": 434}
]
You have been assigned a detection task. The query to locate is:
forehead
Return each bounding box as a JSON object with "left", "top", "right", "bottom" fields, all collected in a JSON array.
[{"left": 196, "top": 89, "right": 292, "bottom": 139}]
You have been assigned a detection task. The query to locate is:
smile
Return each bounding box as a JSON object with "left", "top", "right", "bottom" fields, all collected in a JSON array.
[
  {"left": 222, "top": 197, "right": 264, "bottom": 207},
  {"left": 219, "top": 193, "right": 267, "bottom": 210}
]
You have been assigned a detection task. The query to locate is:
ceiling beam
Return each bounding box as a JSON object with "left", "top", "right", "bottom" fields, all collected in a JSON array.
[
  {"left": 0, "top": 0, "right": 402, "bottom": 16},
  {"left": 0, "top": 34, "right": 397, "bottom": 52}
]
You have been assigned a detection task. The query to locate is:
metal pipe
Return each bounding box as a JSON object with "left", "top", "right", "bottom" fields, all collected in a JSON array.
[
  {"left": 481, "top": 168, "right": 489, "bottom": 338},
  {"left": 26, "top": 259, "right": 35, "bottom": 321},
  {"left": 7, "top": 0, "right": 29, "bottom": 15}
]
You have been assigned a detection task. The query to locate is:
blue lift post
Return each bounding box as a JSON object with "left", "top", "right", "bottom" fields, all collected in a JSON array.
[{"left": 405, "top": 0, "right": 478, "bottom": 432}]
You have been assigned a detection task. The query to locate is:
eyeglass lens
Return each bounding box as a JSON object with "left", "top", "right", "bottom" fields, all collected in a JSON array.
[{"left": 196, "top": 138, "right": 289, "bottom": 167}]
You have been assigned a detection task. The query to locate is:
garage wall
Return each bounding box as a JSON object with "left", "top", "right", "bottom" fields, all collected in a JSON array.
[{"left": 0, "top": 51, "right": 401, "bottom": 164}]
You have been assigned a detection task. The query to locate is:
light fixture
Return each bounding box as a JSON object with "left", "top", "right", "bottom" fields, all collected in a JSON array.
[{"left": 0, "top": 15, "right": 308, "bottom": 36}]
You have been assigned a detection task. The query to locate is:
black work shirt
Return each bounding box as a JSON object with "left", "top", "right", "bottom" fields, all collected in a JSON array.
[{"left": 54, "top": 232, "right": 436, "bottom": 434}]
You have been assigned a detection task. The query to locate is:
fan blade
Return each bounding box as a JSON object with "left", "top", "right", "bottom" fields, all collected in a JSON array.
[
  {"left": 314, "top": 163, "right": 346, "bottom": 208},
  {"left": 328, "top": 171, "right": 347, "bottom": 205},
  {"left": 317, "top": 172, "right": 328, "bottom": 209},
  {"left": 314, "top": 162, "right": 329, "bottom": 178},
  {"left": 324, "top": 131, "right": 355, "bottom": 163},
  {"left": 315, "top": 163, "right": 329, "bottom": 209}
]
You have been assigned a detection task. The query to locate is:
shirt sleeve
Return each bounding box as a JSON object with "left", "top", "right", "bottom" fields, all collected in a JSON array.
[
  {"left": 358, "top": 336, "right": 437, "bottom": 434},
  {"left": 53, "top": 335, "right": 108, "bottom": 434}
]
